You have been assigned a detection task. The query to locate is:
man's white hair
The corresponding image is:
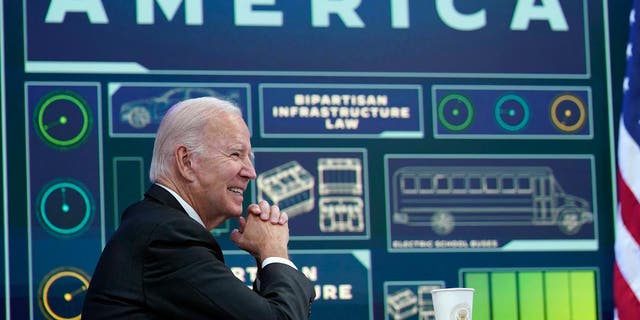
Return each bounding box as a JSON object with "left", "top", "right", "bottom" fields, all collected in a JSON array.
[{"left": 149, "top": 96, "right": 242, "bottom": 182}]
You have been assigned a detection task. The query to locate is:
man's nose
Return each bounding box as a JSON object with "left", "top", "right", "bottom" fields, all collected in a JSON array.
[{"left": 242, "top": 159, "right": 257, "bottom": 179}]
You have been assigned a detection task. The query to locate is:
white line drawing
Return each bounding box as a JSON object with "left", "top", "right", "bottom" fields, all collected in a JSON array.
[
  {"left": 317, "top": 157, "right": 365, "bottom": 233},
  {"left": 120, "top": 87, "right": 241, "bottom": 129},
  {"left": 257, "top": 161, "right": 315, "bottom": 217},
  {"left": 391, "top": 166, "right": 593, "bottom": 235},
  {"left": 387, "top": 288, "right": 418, "bottom": 320},
  {"left": 318, "top": 158, "right": 363, "bottom": 195},
  {"left": 417, "top": 285, "right": 440, "bottom": 320},
  {"left": 319, "top": 197, "right": 364, "bottom": 232}
]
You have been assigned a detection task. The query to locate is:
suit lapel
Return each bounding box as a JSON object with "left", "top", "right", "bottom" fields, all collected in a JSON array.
[{"left": 144, "top": 184, "right": 226, "bottom": 262}]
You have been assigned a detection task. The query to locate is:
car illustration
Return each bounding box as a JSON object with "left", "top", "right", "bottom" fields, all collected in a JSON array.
[{"left": 120, "top": 87, "right": 240, "bottom": 129}]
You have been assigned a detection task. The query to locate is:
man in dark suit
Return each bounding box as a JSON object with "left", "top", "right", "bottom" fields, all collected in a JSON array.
[{"left": 82, "top": 97, "right": 315, "bottom": 319}]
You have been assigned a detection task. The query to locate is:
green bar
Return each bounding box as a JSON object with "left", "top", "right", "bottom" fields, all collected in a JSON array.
[
  {"left": 491, "top": 272, "right": 518, "bottom": 320},
  {"left": 545, "top": 271, "right": 571, "bottom": 320},
  {"left": 114, "top": 158, "right": 144, "bottom": 228},
  {"left": 569, "top": 271, "right": 597, "bottom": 320},
  {"left": 518, "top": 272, "right": 545, "bottom": 320},
  {"left": 465, "top": 272, "right": 490, "bottom": 320}
]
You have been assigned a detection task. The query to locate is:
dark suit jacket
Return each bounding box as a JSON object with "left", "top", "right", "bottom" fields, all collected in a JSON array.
[{"left": 82, "top": 184, "right": 315, "bottom": 319}]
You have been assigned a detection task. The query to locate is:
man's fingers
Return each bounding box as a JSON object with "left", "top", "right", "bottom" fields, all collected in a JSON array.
[
  {"left": 230, "top": 228, "right": 242, "bottom": 244},
  {"left": 237, "top": 216, "right": 247, "bottom": 233},
  {"left": 247, "top": 203, "right": 261, "bottom": 216},
  {"left": 269, "top": 205, "right": 281, "bottom": 224},
  {"left": 278, "top": 211, "right": 288, "bottom": 225},
  {"left": 259, "top": 200, "right": 270, "bottom": 220},
  {"left": 251, "top": 200, "right": 287, "bottom": 223}
]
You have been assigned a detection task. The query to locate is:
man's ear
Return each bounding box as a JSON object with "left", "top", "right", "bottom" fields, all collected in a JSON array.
[{"left": 175, "top": 145, "right": 196, "bottom": 181}]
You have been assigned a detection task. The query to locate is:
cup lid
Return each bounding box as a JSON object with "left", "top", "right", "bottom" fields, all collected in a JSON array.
[{"left": 430, "top": 288, "right": 475, "bottom": 293}]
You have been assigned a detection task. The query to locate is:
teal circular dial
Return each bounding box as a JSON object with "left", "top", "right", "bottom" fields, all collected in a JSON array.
[
  {"left": 494, "top": 94, "right": 530, "bottom": 131},
  {"left": 34, "top": 91, "right": 93, "bottom": 150},
  {"left": 37, "top": 179, "right": 94, "bottom": 237}
]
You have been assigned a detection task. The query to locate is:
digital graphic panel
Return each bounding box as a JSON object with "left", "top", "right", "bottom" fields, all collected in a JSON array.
[
  {"left": 461, "top": 268, "right": 599, "bottom": 320},
  {"left": 109, "top": 82, "right": 251, "bottom": 137},
  {"left": 252, "top": 148, "right": 369, "bottom": 240},
  {"left": 433, "top": 85, "right": 592, "bottom": 139},
  {"left": 24, "top": 1, "right": 588, "bottom": 77},
  {"left": 226, "top": 250, "right": 373, "bottom": 320},
  {"left": 384, "top": 281, "right": 445, "bottom": 320},
  {"left": 386, "top": 155, "right": 597, "bottom": 252},
  {"left": 3, "top": 0, "right": 623, "bottom": 318},
  {"left": 260, "top": 84, "right": 423, "bottom": 138},
  {"left": 0, "top": 0, "right": 6, "bottom": 317},
  {"left": 25, "top": 82, "right": 104, "bottom": 319}
]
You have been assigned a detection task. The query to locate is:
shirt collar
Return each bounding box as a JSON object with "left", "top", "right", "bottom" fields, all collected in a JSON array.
[{"left": 156, "top": 183, "right": 206, "bottom": 229}]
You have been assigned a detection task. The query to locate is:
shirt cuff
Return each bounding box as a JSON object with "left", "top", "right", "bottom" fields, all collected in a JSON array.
[{"left": 262, "top": 257, "right": 298, "bottom": 270}]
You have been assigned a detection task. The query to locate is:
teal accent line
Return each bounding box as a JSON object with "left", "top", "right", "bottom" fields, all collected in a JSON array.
[
  {"left": 26, "top": 61, "right": 149, "bottom": 73},
  {"left": 1, "top": 1, "right": 9, "bottom": 318},
  {"left": 108, "top": 83, "right": 122, "bottom": 96},
  {"left": 602, "top": 0, "right": 618, "bottom": 254},
  {"left": 352, "top": 250, "right": 371, "bottom": 269},
  {"left": 379, "top": 131, "right": 423, "bottom": 138},
  {"left": 501, "top": 240, "right": 597, "bottom": 251},
  {"left": 25, "top": 62, "right": 589, "bottom": 79}
]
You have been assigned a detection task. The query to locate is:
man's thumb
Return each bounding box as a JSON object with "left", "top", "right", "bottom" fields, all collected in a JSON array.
[{"left": 230, "top": 228, "right": 242, "bottom": 244}]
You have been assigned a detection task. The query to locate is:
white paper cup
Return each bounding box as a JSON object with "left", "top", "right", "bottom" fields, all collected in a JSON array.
[{"left": 431, "top": 288, "right": 474, "bottom": 320}]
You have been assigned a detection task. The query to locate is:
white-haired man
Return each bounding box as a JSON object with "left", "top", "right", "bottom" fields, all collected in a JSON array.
[{"left": 82, "top": 97, "right": 315, "bottom": 319}]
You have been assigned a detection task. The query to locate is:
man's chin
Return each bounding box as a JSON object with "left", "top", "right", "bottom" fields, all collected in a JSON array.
[{"left": 230, "top": 205, "right": 244, "bottom": 217}]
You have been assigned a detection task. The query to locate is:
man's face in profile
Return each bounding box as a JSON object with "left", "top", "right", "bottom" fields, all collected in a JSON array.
[{"left": 190, "top": 112, "right": 256, "bottom": 226}]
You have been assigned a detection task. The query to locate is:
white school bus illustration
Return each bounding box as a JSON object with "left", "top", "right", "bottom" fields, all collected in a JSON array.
[{"left": 391, "top": 166, "right": 593, "bottom": 235}]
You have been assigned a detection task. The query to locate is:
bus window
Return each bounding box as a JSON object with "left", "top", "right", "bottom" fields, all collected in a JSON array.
[
  {"left": 452, "top": 175, "right": 466, "bottom": 194},
  {"left": 484, "top": 176, "right": 499, "bottom": 194},
  {"left": 468, "top": 175, "right": 482, "bottom": 194},
  {"left": 501, "top": 175, "right": 516, "bottom": 194},
  {"left": 435, "top": 175, "right": 450, "bottom": 194},
  {"left": 401, "top": 176, "right": 418, "bottom": 194},
  {"left": 418, "top": 175, "right": 434, "bottom": 194},
  {"left": 517, "top": 176, "right": 532, "bottom": 194}
]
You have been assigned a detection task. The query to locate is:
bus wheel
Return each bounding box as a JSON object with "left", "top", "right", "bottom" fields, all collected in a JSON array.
[
  {"left": 558, "top": 208, "right": 581, "bottom": 235},
  {"left": 431, "top": 212, "right": 454, "bottom": 235}
]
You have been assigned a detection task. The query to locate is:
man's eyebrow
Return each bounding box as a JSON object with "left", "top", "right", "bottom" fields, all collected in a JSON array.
[{"left": 229, "top": 145, "right": 254, "bottom": 159}]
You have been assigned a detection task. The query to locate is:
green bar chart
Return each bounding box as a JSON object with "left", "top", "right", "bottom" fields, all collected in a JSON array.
[{"left": 462, "top": 269, "right": 597, "bottom": 320}]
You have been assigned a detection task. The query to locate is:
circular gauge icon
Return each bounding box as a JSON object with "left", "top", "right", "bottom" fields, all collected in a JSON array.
[
  {"left": 550, "top": 94, "right": 587, "bottom": 132},
  {"left": 438, "top": 94, "right": 474, "bottom": 131},
  {"left": 38, "top": 267, "right": 90, "bottom": 320},
  {"left": 37, "top": 179, "right": 94, "bottom": 238},
  {"left": 494, "top": 94, "right": 530, "bottom": 131},
  {"left": 34, "top": 90, "right": 93, "bottom": 150}
]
